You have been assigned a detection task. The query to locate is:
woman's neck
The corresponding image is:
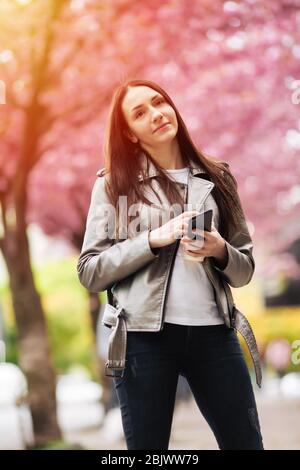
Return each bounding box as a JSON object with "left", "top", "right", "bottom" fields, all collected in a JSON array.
[{"left": 141, "top": 140, "right": 185, "bottom": 170}]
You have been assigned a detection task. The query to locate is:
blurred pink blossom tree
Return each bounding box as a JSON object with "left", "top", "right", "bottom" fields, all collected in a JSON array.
[{"left": 0, "top": 0, "right": 300, "bottom": 445}]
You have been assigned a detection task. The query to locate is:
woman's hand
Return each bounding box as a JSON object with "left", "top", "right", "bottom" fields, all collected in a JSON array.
[
  {"left": 149, "top": 210, "right": 200, "bottom": 248},
  {"left": 180, "top": 223, "right": 228, "bottom": 267}
]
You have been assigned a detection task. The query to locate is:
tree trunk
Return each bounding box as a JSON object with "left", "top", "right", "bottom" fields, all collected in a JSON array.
[
  {"left": 1, "top": 226, "right": 61, "bottom": 447},
  {"left": 88, "top": 292, "right": 112, "bottom": 413}
]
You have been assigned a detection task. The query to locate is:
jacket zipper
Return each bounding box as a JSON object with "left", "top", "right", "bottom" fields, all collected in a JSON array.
[
  {"left": 202, "top": 263, "right": 229, "bottom": 326},
  {"left": 159, "top": 182, "right": 214, "bottom": 331},
  {"left": 159, "top": 239, "right": 181, "bottom": 331}
]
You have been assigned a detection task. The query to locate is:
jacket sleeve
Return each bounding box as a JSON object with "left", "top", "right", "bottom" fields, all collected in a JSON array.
[
  {"left": 77, "top": 176, "right": 160, "bottom": 293},
  {"left": 212, "top": 164, "right": 255, "bottom": 288}
]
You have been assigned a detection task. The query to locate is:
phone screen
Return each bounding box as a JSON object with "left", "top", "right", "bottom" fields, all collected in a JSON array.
[{"left": 187, "top": 209, "right": 213, "bottom": 240}]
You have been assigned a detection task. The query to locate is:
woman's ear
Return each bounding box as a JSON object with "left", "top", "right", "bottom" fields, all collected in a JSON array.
[{"left": 124, "top": 130, "right": 138, "bottom": 143}]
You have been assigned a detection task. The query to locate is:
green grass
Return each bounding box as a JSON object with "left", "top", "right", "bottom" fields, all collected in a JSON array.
[
  {"left": 0, "top": 256, "right": 107, "bottom": 378},
  {"left": 32, "top": 439, "right": 86, "bottom": 450}
]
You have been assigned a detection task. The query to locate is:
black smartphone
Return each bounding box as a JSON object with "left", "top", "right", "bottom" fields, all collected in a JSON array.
[{"left": 187, "top": 209, "right": 213, "bottom": 240}]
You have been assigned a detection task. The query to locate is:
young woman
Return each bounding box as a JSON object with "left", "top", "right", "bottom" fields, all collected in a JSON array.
[{"left": 77, "top": 79, "right": 264, "bottom": 450}]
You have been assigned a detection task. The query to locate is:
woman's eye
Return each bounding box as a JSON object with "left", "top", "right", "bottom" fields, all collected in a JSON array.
[{"left": 135, "top": 99, "right": 164, "bottom": 118}]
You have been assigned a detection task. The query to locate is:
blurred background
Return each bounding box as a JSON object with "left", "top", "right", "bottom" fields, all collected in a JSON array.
[{"left": 0, "top": 0, "right": 300, "bottom": 450}]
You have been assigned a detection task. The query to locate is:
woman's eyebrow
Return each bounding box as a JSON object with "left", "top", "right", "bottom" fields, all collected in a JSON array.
[{"left": 131, "top": 94, "right": 162, "bottom": 113}]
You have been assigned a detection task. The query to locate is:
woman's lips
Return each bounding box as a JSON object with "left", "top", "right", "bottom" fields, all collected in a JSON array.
[{"left": 155, "top": 123, "right": 170, "bottom": 132}]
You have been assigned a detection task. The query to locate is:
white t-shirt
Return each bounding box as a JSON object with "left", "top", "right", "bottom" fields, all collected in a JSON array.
[{"left": 163, "top": 167, "right": 224, "bottom": 326}]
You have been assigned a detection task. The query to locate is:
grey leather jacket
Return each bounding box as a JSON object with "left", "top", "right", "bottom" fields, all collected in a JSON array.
[{"left": 77, "top": 153, "right": 262, "bottom": 387}]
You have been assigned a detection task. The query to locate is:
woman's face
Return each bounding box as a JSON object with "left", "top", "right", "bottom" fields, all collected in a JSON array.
[{"left": 121, "top": 86, "right": 178, "bottom": 148}]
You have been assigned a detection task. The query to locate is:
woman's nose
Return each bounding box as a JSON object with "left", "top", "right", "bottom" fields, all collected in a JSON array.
[{"left": 151, "top": 108, "right": 164, "bottom": 121}]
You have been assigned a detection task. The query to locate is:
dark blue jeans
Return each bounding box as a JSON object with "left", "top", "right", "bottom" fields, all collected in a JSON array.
[{"left": 113, "top": 322, "right": 264, "bottom": 450}]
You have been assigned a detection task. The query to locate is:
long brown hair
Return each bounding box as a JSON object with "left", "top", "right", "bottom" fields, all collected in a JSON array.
[{"left": 102, "top": 78, "right": 243, "bottom": 241}]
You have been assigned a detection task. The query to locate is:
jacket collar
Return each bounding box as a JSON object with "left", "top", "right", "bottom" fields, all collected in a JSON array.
[
  {"left": 96, "top": 150, "right": 208, "bottom": 180},
  {"left": 137, "top": 150, "right": 206, "bottom": 182}
]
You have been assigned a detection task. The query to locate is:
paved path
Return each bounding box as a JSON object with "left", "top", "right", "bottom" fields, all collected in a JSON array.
[{"left": 65, "top": 391, "right": 300, "bottom": 450}]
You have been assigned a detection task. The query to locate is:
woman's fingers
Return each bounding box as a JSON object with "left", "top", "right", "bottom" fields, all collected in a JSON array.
[
  {"left": 192, "top": 227, "right": 205, "bottom": 236},
  {"left": 185, "top": 250, "right": 204, "bottom": 258}
]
